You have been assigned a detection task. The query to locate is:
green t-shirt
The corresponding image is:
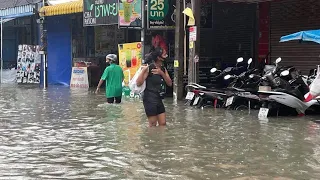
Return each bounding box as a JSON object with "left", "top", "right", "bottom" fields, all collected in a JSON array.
[{"left": 101, "top": 64, "right": 124, "bottom": 98}]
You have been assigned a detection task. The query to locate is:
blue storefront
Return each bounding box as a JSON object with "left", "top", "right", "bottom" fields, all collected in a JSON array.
[{"left": 39, "top": 1, "right": 97, "bottom": 86}]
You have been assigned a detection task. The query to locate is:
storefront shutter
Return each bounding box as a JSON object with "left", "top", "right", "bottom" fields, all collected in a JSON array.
[{"left": 270, "top": 0, "right": 320, "bottom": 74}]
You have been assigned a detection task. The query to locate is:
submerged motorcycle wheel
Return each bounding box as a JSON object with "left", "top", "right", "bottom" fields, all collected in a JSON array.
[{"left": 234, "top": 105, "right": 249, "bottom": 111}]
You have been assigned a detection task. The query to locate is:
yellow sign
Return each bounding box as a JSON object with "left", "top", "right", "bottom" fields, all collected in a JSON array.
[
  {"left": 174, "top": 60, "right": 179, "bottom": 68},
  {"left": 183, "top": 7, "right": 195, "bottom": 26},
  {"left": 188, "top": 18, "right": 195, "bottom": 26},
  {"left": 118, "top": 42, "right": 143, "bottom": 86},
  {"left": 189, "top": 41, "right": 194, "bottom": 49}
]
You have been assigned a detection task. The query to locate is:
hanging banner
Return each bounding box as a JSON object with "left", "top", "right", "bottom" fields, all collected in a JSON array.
[
  {"left": 70, "top": 67, "right": 89, "bottom": 88},
  {"left": 118, "top": 0, "right": 142, "bottom": 27},
  {"left": 147, "top": 0, "right": 175, "bottom": 29},
  {"left": 83, "top": 0, "right": 118, "bottom": 26},
  {"left": 118, "top": 42, "right": 142, "bottom": 87},
  {"left": 16, "top": 45, "right": 41, "bottom": 84}
]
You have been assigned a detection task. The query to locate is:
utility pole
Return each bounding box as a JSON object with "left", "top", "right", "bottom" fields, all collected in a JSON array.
[
  {"left": 37, "top": 0, "right": 48, "bottom": 89},
  {"left": 38, "top": 16, "right": 48, "bottom": 89},
  {"left": 188, "top": 0, "right": 200, "bottom": 83},
  {"left": 173, "top": 0, "right": 185, "bottom": 101}
]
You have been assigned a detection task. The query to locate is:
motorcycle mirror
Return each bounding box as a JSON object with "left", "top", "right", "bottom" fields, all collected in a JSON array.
[
  {"left": 237, "top": 57, "right": 244, "bottom": 63},
  {"left": 210, "top": 68, "right": 217, "bottom": 73},
  {"left": 248, "top": 58, "right": 253, "bottom": 64},
  {"left": 275, "top": 57, "right": 282, "bottom": 64},
  {"left": 224, "top": 74, "right": 231, "bottom": 80},
  {"left": 280, "top": 70, "right": 290, "bottom": 76}
]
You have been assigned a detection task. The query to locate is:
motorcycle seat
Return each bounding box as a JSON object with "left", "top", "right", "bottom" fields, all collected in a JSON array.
[{"left": 273, "top": 88, "right": 305, "bottom": 101}]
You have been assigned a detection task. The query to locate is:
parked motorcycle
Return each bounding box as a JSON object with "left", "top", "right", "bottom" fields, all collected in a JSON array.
[
  {"left": 223, "top": 58, "right": 263, "bottom": 111},
  {"left": 185, "top": 57, "right": 247, "bottom": 108},
  {"left": 257, "top": 58, "right": 320, "bottom": 117}
]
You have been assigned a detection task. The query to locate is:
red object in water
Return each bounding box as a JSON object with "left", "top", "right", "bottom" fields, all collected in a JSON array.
[
  {"left": 298, "top": 113, "right": 305, "bottom": 117},
  {"left": 214, "top": 99, "right": 218, "bottom": 108},
  {"left": 131, "top": 56, "right": 137, "bottom": 67}
]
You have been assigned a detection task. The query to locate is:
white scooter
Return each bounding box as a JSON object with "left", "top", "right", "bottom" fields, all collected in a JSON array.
[{"left": 257, "top": 59, "right": 320, "bottom": 117}]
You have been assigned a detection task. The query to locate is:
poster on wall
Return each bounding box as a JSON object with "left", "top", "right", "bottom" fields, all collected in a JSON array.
[
  {"left": 118, "top": 0, "right": 142, "bottom": 27},
  {"left": 16, "top": 44, "right": 41, "bottom": 84},
  {"left": 118, "top": 42, "right": 142, "bottom": 87},
  {"left": 147, "top": 0, "right": 175, "bottom": 29},
  {"left": 70, "top": 67, "right": 89, "bottom": 88},
  {"left": 83, "top": 0, "right": 118, "bottom": 26}
]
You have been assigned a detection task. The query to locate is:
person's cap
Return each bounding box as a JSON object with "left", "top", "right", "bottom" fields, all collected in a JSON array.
[{"left": 106, "top": 54, "right": 117, "bottom": 62}]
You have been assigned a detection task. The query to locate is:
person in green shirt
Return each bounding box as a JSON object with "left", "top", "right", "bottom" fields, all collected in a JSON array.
[{"left": 96, "top": 54, "right": 124, "bottom": 104}]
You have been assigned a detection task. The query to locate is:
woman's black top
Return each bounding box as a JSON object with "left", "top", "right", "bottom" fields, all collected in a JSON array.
[{"left": 143, "top": 63, "right": 166, "bottom": 100}]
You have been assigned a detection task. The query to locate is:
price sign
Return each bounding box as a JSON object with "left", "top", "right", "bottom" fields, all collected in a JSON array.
[{"left": 147, "top": 0, "right": 175, "bottom": 29}]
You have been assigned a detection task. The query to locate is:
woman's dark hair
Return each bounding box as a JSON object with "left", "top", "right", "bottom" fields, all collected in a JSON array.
[{"left": 145, "top": 47, "right": 163, "bottom": 64}]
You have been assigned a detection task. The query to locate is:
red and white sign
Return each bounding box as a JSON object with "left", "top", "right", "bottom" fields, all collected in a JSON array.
[
  {"left": 189, "top": 26, "right": 197, "bottom": 42},
  {"left": 70, "top": 67, "right": 89, "bottom": 88}
]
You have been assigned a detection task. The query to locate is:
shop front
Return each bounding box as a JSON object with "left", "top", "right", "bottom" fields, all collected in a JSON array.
[
  {"left": 40, "top": 0, "right": 128, "bottom": 86},
  {"left": 269, "top": 0, "right": 320, "bottom": 74},
  {"left": 197, "top": 1, "right": 258, "bottom": 86},
  {"left": 40, "top": 0, "right": 176, "bottom": 96}
]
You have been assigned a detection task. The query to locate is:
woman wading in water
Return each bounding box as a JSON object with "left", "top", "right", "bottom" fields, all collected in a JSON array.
[{"left": 136, "top": 47, "right": 172, "bottom": 127}]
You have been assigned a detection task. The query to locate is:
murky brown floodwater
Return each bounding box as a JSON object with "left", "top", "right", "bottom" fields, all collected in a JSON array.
[{"left": 1, "top": 84, "right": 320, "bottom": 179}]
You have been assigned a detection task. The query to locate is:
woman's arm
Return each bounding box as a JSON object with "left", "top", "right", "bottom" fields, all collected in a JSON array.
[
  {"left": 136, "top": 66, "right": 149, "bottom": 86},
  {"left": 162, "top": 68, "right": 172, "bottom": 87}
]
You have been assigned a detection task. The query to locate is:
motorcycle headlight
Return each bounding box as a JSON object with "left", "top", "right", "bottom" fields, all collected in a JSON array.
[{"left": 280, "top": 70, "right": 290, "bottom": 76}]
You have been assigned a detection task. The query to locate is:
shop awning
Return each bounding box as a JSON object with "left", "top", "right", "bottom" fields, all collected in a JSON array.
[
  {"left": 39, "top": 0, "right": 83, "bottom": 17},
  {"left": 0, "top": 4, "right": 35, "bottom": 18},
  {"left": 280, "top": 30, "right": 320, "bottom": 44}
]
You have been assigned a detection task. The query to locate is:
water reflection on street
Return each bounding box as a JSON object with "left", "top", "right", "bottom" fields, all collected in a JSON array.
[{"left": 0, "top": 85, "right": 320, "bottom": 179}]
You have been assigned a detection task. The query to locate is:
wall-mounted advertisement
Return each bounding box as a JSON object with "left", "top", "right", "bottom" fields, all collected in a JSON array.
[
  {"left": 147, "top": 0, "right": 175, "bottom": 29},
  {"left": 16, "top": 45, "right": 41, "bottom": 84},
  {"left": 118, "top": 0, "right": 142, "bottom": 27},
  {"left": 83, "top": 0, "right": 118, "bottom": 26},
  {"left": 118, "top": 42, "right": 142, "bottom": 86}
]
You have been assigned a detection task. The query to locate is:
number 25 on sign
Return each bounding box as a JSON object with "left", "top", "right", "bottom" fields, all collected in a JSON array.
[
  {"left": 149, "top": 0, "right": 167, "bottom": 19},
  {"left": 150, "top": 0, "right": 164, "bottom": 10}
]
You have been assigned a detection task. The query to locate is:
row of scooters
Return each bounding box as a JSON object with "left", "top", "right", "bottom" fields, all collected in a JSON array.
[{"left": 185, "top": 57, "right": 320, "bottom": 118}]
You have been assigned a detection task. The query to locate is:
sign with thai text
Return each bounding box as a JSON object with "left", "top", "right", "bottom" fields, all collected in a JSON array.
[
  {"left": 70, "top": 67, "right": 89, "bottom": 88},
  {"left": 147, "top": 0, "right": 175, "bottom": 29},
  {"left": 83, "top": 0, "right": 118, "bottom": 26},
  {"left": 189, "top": 26, "right": 197, "bottom": 42}
]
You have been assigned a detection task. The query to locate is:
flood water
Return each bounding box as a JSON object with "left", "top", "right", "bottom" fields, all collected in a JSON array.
[{"left": 1, "top": 85, "right": 320, "bottom": 179}]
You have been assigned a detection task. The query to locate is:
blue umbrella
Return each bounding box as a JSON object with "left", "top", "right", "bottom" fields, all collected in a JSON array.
[{"left": 280, "top": 29, "right": 320, "bottom": 44}]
